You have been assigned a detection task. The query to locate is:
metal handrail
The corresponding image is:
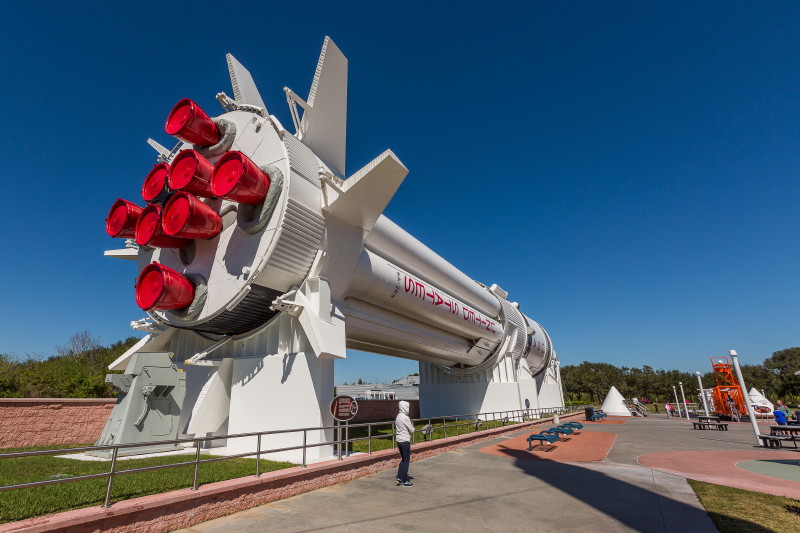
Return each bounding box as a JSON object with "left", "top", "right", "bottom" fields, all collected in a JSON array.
[{"left": 0, "top": 404, "right": 589, "bottom": 508}]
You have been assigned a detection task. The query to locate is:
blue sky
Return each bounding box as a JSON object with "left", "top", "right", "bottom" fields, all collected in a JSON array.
[{"left": 0, "top": 2, "right": 797, "bottom": 384}]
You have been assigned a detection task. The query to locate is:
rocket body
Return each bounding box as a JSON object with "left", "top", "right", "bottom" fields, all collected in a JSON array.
[{"left": 115, "top": 98, "right": 552, "bottom": 377}]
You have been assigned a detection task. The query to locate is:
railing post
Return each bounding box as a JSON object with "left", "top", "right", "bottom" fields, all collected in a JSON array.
[
  {"left": 302, "top": 429, "right": 307, "bottom": 467},
  {"left": 101, "top": 446, "right": 118, "bottom": 508},
  {"left": 368, "top": 425, "right": 372, "bottom": 455},
  {"left": 255, "top": 434, "right": 261, "bottom": 477},
  {"left": 337, "top": 423, "right": 343, "bottom": 460},
  {"left": 191, "top": 440, "right": 201, "bottom": 490},
  {"left": 442, "top": 418, "right": 447, "bottom": 438}
]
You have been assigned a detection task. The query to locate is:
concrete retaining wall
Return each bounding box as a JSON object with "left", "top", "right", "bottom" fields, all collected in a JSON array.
[{"left": 0, "top": 399, "right": 115, "bottom": 449}]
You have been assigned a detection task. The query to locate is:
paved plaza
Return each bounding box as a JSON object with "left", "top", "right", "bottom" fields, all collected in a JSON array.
[{"left": 177, "top": 415, "right": 800, "bottom": 532}]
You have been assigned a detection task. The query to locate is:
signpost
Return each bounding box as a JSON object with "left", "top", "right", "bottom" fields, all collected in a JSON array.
[{"left": 330, "top": 396, "right": 359, "bottom": 459}]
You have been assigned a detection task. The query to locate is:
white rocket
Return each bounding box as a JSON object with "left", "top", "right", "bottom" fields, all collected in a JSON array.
[{"left": 105, "top": 37, "right": 561, "bottom": 460}]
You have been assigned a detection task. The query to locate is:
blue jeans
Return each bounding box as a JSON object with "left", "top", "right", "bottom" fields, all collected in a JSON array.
[{"left": 397, "top": 441, "right": 411, "bottom": 482}]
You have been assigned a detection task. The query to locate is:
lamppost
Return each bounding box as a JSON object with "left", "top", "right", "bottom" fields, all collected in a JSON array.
[
  {"left": 729, "top": 350, "right": 761, "bottom": 446},
  {"left": 679, "top": 381, "right": 689, "bottom": 420},
  {"left": 696, "top": 371, "right": 709, "bottom": 416},
  {"left": 672, "top": 386, "right": 682, "bottom": 418}
]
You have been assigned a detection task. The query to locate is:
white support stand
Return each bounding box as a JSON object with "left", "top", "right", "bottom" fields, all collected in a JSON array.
[
  {"left": 535, "top": 357, "right": 565, "bottom": 411},
  {"left": 419, "top": 352, "right": 563, "bottom": 418},
  {"left": 226, "top": 350, "right": 335, "bottom": 463},
  {"left": 169, "top": 314, "right": 338, "bottom": 463}
]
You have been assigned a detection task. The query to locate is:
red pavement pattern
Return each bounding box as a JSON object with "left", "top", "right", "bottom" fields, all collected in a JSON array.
[
  {"left": 638, "top": 450, "right": 800, "bottom": 499},
  {"left": 480, "top": 430, "right": 617, "bottom": 462}
]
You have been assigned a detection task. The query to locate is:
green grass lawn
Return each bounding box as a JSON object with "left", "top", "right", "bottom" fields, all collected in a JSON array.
[
  {"left": 689, "top": 479, "right": 800, "bottom": 532},
  {"left": 0, "top": 446, "right": 294, "bottom": 524}
]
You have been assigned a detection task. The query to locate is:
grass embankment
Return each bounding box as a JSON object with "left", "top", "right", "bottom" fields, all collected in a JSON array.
[
  {"left": 346, "top": 417, "right": 528, "bottom": 453},
  {"left": 0, "top": 446, "right": 294, "bottom": 524},
  {"left": 689, "top": 479, "right": 800, "bottom": 533}
]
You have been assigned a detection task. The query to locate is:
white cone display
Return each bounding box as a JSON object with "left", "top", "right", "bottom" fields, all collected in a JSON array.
[
  {"left": 748, "top": 388, "right": 774, "bottom": 415},
  {"left": 600, "top": 386, "right": 632, "bottom": 416}
]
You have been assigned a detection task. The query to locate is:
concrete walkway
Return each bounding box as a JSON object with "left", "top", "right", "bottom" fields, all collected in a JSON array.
[{"left": 179, "top": 415, "right": 755, "bottom": 533}]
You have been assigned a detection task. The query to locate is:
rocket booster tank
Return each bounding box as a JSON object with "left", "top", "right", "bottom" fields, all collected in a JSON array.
[{"left": 104, "top": 38, "right": 553, "bottom": 380}]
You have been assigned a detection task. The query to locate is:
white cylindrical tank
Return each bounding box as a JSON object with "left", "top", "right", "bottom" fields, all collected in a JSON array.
[
  {"left": 365, "top": 217, "right": 501, "bottom": 318},
  {"left": 347, "top": 250, "right": 503, "bottom": 345},
  {"left": 343, "top": 298, "right": 484, "bottom": 366}
]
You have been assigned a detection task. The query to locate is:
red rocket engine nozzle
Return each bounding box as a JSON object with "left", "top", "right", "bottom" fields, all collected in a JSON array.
[
  {"left": 136, "top": 262, "right": 195, "bottom": 311},
  {"left": 141, "top": 163, "right": 171, "bottom": 203},
  {"left": 211, "top": 151, "right": 271, "bottom": 204},
  {"left": 106, "top": 199, "right": 144, "bottom": 238},
  {"left": 135, "top": 204, "right": 192, "bottom": 248},
  {"left": 162, "top": 192, "right": 222, "bottom": 239},
  {"left": 168, "top": 149, "right": 215, "bottom": 198},
  {"left": 165, "top": 98, "right": 220, "bottom": 146}
]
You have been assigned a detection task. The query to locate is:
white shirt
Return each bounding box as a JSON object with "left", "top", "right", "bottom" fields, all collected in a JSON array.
[{"left": 395, "top": 401, "right": 414, "bottom": 443}]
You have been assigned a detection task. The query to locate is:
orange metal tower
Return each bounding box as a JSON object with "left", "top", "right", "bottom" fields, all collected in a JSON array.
[{"left": 709, "top": 357, "right": 747, "bottom": 418}]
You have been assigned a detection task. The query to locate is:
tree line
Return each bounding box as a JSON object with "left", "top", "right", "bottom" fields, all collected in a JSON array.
[
  {"left": 0, "top": 332, "right": 138, "bottom": 398},
  {"left": 561, "top": 347, "right": 800, "bottom": 406},
  {"left": 2, "top": 333, "right": 798, "bottom": 405}
]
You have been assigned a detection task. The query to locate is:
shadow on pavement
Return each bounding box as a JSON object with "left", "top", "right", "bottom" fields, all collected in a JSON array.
[{"left": 508, "top": 448, "right": 771, "bottom": 532}]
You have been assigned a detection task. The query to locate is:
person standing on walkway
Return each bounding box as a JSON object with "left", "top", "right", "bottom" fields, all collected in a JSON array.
[
  {"left": 665, "top": 403, "right": 672, "bottom": 418},
  {"left": 395, "top": 400, "right": 414, "bottom": 487}
]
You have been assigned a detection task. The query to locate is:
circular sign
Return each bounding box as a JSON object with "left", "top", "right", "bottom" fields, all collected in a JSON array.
[
  {"left": 330, "top": 395, "right": 359, "bottom": 422},
  {"left": 524, "top": 398, "right": 530, "bottom": 409}
]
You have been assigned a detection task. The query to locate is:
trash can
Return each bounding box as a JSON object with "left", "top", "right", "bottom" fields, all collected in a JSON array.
[{"left": 585, "top": 407, "right": 594, "bottom": 421}]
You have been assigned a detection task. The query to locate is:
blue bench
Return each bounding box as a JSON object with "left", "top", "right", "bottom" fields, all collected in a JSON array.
[
  {"left": 548, "top": 426, "right": 574, "bottom": 435},
  {"left": 562, "top": 421, "right": 583, "bottom": 430},
  {"left": 527, "top": 431, "right": 560, "bottom": 450}
]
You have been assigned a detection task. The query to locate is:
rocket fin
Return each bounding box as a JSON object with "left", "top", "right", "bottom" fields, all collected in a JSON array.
[
  {"left": 226, "top": 54, "right": 267, "bottom": 111},
  {"left": 323, "top": 150, "right": 408, "bottom": 232},
  {"left": 300, "top": 36, "right": 348, "bottom": 176}
]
